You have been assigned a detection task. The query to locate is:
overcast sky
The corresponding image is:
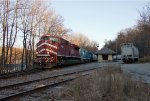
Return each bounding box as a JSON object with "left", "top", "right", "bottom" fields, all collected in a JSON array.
[{"left": 51, "top": 0, "right": 149, "bottom": 48}]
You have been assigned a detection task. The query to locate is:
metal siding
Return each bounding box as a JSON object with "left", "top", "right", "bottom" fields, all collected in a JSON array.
[
  {"left": 36, "top": 36, "right": 58, "bottom": 63},
  {"left": 79, "top": 48, "right": 92, "bottom": 60},
  {"left": 58, "top": 38, "right": 80, "bottom": 57},
  {"left": 36, "top": 35, "right": 80, "bottom": 64}
]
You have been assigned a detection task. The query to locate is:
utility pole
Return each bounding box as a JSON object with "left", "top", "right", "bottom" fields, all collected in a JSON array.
[{"left": 116, "top": 40, "right": 118, "bottom": 59}]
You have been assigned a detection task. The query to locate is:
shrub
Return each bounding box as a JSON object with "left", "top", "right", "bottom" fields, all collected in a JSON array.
[
  {"left": 71, "top": 66, "right": 150, "bottom": 101},
  {"left": 139, "top": 56, "right": 150, "bottom": 63}
]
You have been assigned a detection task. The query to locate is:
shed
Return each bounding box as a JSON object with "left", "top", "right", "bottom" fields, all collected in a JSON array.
[{"left": 96, "top": 47, "right": 116, "bottom": 62}]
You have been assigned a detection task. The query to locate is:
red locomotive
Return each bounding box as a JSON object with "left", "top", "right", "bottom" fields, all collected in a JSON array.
[{"left": 36, "top": 34, "right": 80, "bottom": 68}]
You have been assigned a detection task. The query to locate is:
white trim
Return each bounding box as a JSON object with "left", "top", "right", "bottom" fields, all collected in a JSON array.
[
  {"left": 37, "top": 42, "right": 57, "bottom": 49},
  {"left": 39, "top": 48, "right": 57, "bottom": 55}
]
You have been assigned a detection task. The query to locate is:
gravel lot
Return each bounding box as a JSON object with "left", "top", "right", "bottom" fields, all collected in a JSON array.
[
  {"left": 121, "top": 63, "right": 150, "bottom": 83},
  {"left": 98, "top": 62, "right": 150, "bottom": 84}
]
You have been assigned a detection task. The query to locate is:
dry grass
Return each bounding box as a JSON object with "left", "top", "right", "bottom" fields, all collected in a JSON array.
[
  {"left": 139, "top": 56, "right": 150, "bottom": 63},
  {"left": 71, "top": 66, "right": 150, "bottom": 101}
]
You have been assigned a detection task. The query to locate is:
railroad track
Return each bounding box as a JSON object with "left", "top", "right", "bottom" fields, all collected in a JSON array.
[
  {"left": 0, "top": 68, "right": 98, "bottom": 101},
  {"left": 0, "top": 62, "right": 94, "bottom": 79},
  {"left": 0, "top": 68, "right": 46, "bottom": 80}
]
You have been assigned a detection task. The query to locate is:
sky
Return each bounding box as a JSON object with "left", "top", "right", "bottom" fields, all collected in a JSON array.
[{"left": 51, "top": 0, "right": 149, "bottom": 49}]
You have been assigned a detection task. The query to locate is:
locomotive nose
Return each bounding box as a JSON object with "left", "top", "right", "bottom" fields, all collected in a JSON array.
[{"left": 36, "top": 40, "right": 58, "bottom": 64}]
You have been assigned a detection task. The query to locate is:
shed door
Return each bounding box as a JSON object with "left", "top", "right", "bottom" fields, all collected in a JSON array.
[{"left": 102, "top": 55, "right": 108, "bottom": 60}]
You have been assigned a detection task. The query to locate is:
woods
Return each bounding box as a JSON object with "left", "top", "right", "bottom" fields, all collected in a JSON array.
[
  {"left": 0, "top": 0, "right": 67, "bottom": 72},
  {"left": 105, "top": 4, "right": 150, "bottom": 58},
  {"left": 65, "top": 33, "right": 99, "bottom": 53},
  {"left": 0, "top": 0, "right": 98, "bottom": 73}
]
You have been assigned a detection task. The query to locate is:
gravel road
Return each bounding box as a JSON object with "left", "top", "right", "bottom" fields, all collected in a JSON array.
[
  {"left": 121, "top": 63, "right": 150, "bottom": 83},
  {"left": 99, "top": 62, "right": 150, "bottom": 84}
]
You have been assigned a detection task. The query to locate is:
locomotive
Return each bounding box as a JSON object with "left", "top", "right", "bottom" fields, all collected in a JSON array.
[
  {"left": 121, "top": 43, "right": 139, "bottom": 63},
  {"left": 35, "top": 34, "right": 97, "bottom": 68}
]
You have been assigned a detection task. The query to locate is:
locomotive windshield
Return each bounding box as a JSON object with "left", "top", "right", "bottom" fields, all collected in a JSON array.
[
  {"left": 50, "top": 37, "right": 58, "bottom": 42},
  {"left": 40, "top": 36, "right": 49, "bottom": 40},
  {"left": 40, "top": 36, "right": 58, "bottom": 42}
]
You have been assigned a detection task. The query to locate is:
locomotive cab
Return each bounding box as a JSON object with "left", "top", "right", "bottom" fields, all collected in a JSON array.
[{"left": 36, "top": 35, "right": 59, "bottom": 67}]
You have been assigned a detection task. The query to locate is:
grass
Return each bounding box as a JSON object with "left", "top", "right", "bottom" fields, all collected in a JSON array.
[
  {"left": 71, "top": 66, "right": 150, "bottom": 101},
  {"left": 139, "top": 56, "right": 150, "bottom": 63}
]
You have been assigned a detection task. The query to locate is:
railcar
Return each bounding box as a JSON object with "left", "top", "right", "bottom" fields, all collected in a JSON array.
[
  {"left": 79, "top": 48, "right": 98, "bottom": 62},
  {"left": 36, "top": 34, "right": 80, "bottom": 68},
  {"left": 79, "top": 48, "right": 91, "bottom": 62}
]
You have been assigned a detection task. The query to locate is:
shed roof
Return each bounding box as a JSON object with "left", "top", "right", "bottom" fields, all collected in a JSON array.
[{"left": 96, "top": 47, "right": 116, "bottom": 55}]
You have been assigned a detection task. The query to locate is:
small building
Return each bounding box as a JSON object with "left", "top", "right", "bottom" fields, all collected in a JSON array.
[{"left": 96, "top": 47, "right": 116, "bottom": 62}]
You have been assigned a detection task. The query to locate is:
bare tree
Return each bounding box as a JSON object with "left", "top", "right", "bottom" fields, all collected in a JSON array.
[
  {"left": 0, "top": 0, "right": 19, "bottom": 72},
  {"left": 68, "top": 33, "right": 98, "bottom": 52},
  {"left": 105, "top": 3, "right": 150, "bottom": 57},
  {"left": 0, "top": 0, "right": 70, "bottom": 73}
]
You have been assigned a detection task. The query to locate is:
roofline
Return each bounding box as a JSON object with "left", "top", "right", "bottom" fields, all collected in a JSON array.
[
  {"left": 41, "top": 34, "right": 61, "bottom": 38},
  {"left": 96, "top": 52, "right": 116, "bottom": 55}
]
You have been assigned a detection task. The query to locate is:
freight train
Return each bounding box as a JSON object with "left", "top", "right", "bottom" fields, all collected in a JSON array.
[
  {"left": 35, "top": 34, "right": 97, "bottom": 68},
  {"left": 121, "top": 43, "right": 139, "bottom": 63}
]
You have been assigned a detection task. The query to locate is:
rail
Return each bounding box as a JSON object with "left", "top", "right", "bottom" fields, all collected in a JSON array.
[{"left": 0, "top": 68, "right": 97, "bottom": 101}]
